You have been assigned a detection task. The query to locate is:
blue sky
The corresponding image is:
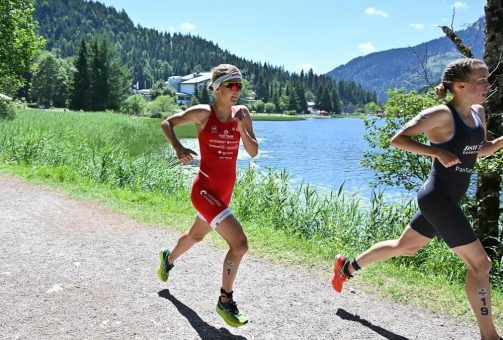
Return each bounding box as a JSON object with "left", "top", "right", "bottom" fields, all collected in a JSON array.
[{"left": 96, "top": 0, "right": 486, "bottom": 74}]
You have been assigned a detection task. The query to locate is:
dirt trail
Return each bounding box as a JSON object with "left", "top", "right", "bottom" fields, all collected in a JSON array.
[{"left": 0, "top": 175, "right": 479, "bottom": 339}]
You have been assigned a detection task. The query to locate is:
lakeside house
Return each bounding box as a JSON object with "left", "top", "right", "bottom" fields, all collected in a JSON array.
[
  {"left": 167, "top": 72, "right": 212, "bottom": 107},
  {"left": 133, "top": 72, "right": 212, "bottom": 107}
]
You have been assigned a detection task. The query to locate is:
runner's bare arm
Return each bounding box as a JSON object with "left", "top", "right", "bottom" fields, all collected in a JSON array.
[
  {"left": 235, "top": 106, "right": 258, "bottom": 157},
  {"left": 161, "top": 105, "right": 210, "bottom": 163},
  {"left": 390, "top": 105, "right": 460, "bottom": 168}
]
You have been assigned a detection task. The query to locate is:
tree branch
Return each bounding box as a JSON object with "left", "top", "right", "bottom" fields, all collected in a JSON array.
[{"left": 440, "top": 25, "right": 474, "bottom": 58}]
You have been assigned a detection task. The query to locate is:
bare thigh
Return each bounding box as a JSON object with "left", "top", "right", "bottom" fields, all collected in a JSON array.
[
  {"left": 215, "top": 215, "right": 247, "bottom": 247},
  {"left": 188, "top": 215, "right": 213, "bottom": 240}
]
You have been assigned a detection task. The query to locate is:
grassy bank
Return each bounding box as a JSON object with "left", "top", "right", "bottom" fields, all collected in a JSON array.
[
  {"left": 251, "top": 112, "right": 306, "bottom": 121},
  {"left": 0, "top": 109, "right": 501, "bottom": 328}
]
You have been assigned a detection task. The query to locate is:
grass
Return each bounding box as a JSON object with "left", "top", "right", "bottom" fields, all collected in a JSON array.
[
  {"left": 0, "top": 108, "right": 501, "bottom": 330},
  {"left": 251, "top": 112, "right": 306, "bottom": 121}
]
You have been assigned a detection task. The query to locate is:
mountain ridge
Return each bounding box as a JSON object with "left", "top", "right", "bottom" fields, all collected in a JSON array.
[{"left": 326, "top": 18, "right": 484, "bottom": 102}]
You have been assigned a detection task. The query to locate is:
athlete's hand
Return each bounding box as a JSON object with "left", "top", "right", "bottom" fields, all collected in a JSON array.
[
  {"left": 434, "top": 148, "right": 460, "bottom": 168},
  {"left": 235, "top": 109, "right": 247, "bottom": 133},
  {"left": 175, "top": 146, "right": 198, "bottom": 164}
]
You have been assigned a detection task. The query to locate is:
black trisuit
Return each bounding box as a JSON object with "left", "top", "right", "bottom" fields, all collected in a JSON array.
[{"left": 409, "top": 104, "right": 485, "bottom": 248}]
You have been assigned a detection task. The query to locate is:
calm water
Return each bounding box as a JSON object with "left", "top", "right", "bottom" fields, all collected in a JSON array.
[
  {"left": 181, "top": 117, "right": 415, "bottom": 201},
  {"left": 246, "top": 118, "right": 414, "bottom": 200}
]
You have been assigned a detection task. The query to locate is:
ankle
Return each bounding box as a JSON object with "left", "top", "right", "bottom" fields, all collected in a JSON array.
[
  {"left": 344, "top": 258, "right": 362, "bottom": 277},
  {"left": 220, "top": 288, "right": 233, "bottom": 303},
  {"left": 350, "top": 258, "right": 361, "bottom": 274}
]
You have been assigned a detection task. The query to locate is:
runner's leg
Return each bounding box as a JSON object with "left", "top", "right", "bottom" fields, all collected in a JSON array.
[
  {"left": 350, "top": 226, "right": 431, "bottom": 274},
  {"left": 452, "top": 240, "right": 500, "bottom": 340},
  {"left": 215, "top": 214, "right": 248, "bottom": 294},
  {"left": 167, "top": 215, "right": 212, "bottom": 264}
]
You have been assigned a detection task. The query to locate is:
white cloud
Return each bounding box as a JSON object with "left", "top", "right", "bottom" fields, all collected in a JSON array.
[
  {"left": 298, "top": 63, "right": 317, "bottom": 72},
  {"left": 358, "top": 42, "right": 377, "bottom": 54},
  {"left": 180, "top": 22, "right": 196, "bottom": 31},
  {"left": 365, "top": 7, "right": 389, "bottom": 18},
  {"left": 410, "top": 23, "right": 425, "bottom": 30},
  {"left": 452, "top": 2, "right": 468, "bottom": 9},
  {"left": 168, "top": 26, "right": 176, "bottom": 33}
]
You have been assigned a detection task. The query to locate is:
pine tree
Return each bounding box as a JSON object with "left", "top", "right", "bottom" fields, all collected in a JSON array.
[
  {"left": 331, "top": 88, "right": 342, "bottom": 115},
  {"left": 89, "top": 38, "right": 109, "bottom": 111},
  {"left": 296, "top": 84, "right": 308, "bottom": 113},
  {"left": 200, "top": 86, "right": 210, "bottom": 104},
  {"left": 320, "top": 86, "right": 332, "bottom": 112},
  {"left": 70, "top": 39, "right": 90, "bottom": 110}
]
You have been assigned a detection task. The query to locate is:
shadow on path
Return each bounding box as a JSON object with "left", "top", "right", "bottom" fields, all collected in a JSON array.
[
  {"left": 336, "top": 308, "right": 410, "bottom": 340},
  {"left": 158, "top": 289, "right": 247, "bottom": 340}
]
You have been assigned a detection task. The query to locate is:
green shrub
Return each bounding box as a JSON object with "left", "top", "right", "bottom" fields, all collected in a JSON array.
[
  {"left": 120, "top": 94, "right": 147, "bottom": 116},
  {"left": 0, "top": 101, "right": 15, "bottom": 120}
]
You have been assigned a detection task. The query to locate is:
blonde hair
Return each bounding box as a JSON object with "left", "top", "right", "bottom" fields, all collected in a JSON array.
[
  {"left": 435, "top": 58, "right": 487, "bottom": 98},
  {"left": 208, "top": 64, "right": 241, "bottom": 91}
]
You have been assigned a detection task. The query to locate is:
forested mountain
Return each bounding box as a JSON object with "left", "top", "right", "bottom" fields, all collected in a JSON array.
[
  {"left": 327, "top": 18, "right": 484, "bottom": 102},
  {"left": 34, "top": 0, "right": 376, "bottom": 112}
]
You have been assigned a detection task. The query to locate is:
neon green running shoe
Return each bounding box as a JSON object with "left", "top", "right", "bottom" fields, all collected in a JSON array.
[
  {"left": 216, "top": 298, "right": 248, "bottom": 327},
  {"left": 156, "top": 248, "right": 173, "bottom": 282}
]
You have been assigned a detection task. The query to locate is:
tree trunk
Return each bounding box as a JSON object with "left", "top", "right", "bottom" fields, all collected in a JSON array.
[{"left": 479, "top": 0, "right": 503, "bottom": 257}]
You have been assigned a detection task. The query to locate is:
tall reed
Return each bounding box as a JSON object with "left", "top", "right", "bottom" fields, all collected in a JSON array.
[{"left": 0, "top": 109, "right": 498, "bottom": 288}]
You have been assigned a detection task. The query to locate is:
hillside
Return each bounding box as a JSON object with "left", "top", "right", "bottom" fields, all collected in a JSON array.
[
  {"left": 326, "top": 18, "right": 484, "bottom": 102},
  {"left": 34, "top": 0, "right": 376, "bottom": 109}
]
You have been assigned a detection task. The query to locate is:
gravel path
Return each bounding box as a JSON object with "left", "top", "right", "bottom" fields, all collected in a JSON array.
[{"left": 0, "top": 175, "right": 480, "bottom": 339}]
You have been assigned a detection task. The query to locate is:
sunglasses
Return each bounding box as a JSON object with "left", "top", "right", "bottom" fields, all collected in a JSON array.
[{"left": 221, "top": 82, "right": 243, "bottom": 91}]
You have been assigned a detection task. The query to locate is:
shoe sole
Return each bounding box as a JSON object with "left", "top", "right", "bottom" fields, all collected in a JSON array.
[{"left": 215, "top": 306, "right": 248, "bottom": 327}]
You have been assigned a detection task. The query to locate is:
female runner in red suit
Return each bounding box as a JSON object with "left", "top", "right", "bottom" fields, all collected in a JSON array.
[{"left": 158, "top": 64, "right": 258, "bottom": 327}]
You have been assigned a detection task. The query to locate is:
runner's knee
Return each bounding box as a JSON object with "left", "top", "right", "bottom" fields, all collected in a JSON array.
[
  {"left": 230, "top": 236, "right": 248, "bottom": 256},
  {"left": 395, "top": 239, "right": 421, "bottom": 256},
  {"left": 187, "top": 229, "right": 206, "bottom": 243},
  {"left": 465, "top": 256, "right": 492, "bottom": 275}
]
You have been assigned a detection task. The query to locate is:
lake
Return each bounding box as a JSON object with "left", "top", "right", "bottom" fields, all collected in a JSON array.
[{"left": 181, "top": 117, "right": 416, "bottom": 201}]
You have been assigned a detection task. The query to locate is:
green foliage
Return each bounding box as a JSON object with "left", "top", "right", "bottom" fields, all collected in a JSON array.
[
  {"left": 362, "top": 89, "right": 438, "bottom": 190},
  {"left": 0, "top": 101, "right": 16, "bottom": 120},
  {"left": 232, "top": 167, "right": 475, "bottom": 286},
  {"left": 150, "top": 80, "right": 176, "bottom": 100},
  {"left": 0, "top": 0, "right": 45, "bottom": 95},
  {"left": 249, "top": 99, "right": 265, "bottom": 112},
  {"left": 197, "top": 86, "right": 211, "bottom": 104},
  {"left": 70, "top": 37, "right": 131, "bottom": 111},
  {"left": 264, "top": 102, "right": 276, "bottom": 113},
  {"left": 0, "top": 113, "right": 184, "bottom": 193},
  {"left": 30, "top": 52, "right": 71, "bottom": 107},
  {"left": 189, "top": 95, "right": 200, "bottom": 106},
  {"left": 70, "top": 40, "right": 90, "bottom": 110},
  {"left": 121, "top": 95, "right": 147, "bottom": 116},
  {"left": 147, "top": 95, "right": 180, "bottom": 117},
  {"left": 364, "top": 102, "right": 382, "bottom": 114},
  {"left": 331, "top": 88, "right": 342, "bottom": 115}
]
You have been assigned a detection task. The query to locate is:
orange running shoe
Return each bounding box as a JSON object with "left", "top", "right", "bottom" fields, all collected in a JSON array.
[{"left": 332, "top": 254, "right": 350, "bottom": 293}]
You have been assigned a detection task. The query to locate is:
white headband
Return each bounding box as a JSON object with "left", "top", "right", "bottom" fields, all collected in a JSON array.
[{"left": 211, "top": 70, "right": 243, "bottom": 92}]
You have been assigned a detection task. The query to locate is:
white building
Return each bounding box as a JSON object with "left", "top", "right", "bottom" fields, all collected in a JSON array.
[{"left": 167, "top": 72, "right": 212, "bottom": 106}]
